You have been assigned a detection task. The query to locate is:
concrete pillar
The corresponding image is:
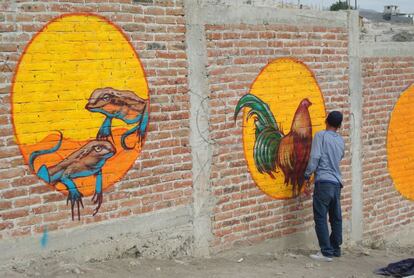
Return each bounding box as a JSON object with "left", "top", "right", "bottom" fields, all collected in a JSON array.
[
  {"left": 348, "top": 10, "right": 364, "bottom": 243},
  {"left": 184, "top": 0, "right": 214, "bottom": 257}
]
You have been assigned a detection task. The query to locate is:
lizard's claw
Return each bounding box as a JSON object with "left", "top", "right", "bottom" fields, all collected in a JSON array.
[
  {"left": 67, "top": 191, "right": 84, "bottom": 221},
  {"left": 91, "top": 192, "right": 103, "bottom": 216},
  {"left": 96, "top": 133, "right": 115, "bottom": 145}
]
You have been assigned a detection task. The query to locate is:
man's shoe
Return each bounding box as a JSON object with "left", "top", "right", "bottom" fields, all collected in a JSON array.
[
  {"left": 309, "top": 252, "right": 333, "bottom": 262},
  {"left": 333, "top": 248, "right": 341, "bottom": 257}
]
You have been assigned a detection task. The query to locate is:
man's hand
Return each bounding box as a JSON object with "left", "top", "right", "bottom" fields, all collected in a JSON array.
[{"left": 303, "top": 177, "right": 313, "bottom": 198}]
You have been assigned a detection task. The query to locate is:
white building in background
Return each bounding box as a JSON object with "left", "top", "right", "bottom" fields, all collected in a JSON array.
[{"left": 384, "top": 5, "right": 399, "bottom": 16}]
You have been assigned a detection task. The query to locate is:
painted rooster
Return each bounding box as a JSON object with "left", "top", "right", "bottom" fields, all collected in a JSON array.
[{"left": 234, "top": 94, "right": 312, "bottom": 197}]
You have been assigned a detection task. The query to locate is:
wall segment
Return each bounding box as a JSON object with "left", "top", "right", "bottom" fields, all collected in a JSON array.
[
  {"left": 201, "top": 5, "right": 351, "bottom": 250},
  {"left": 0, "top": 0, "right": 194, "bottom": 259},
  {"left": 360, "top": 42, "right": 414, "bottom": 240}
]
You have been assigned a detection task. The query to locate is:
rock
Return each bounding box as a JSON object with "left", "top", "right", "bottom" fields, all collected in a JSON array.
[
  {"left": 123, "top": 245, "right": 142, "bottom": 258},
  {"left": 72, "top": 267, "right": 81, "bottom": 275},
  {"left": 237, "top": 258, "right": 244, "bottom": 263},
  {"left": 305, "top": 263, "right": 314, "bottom": 268},
  {"left": 362, "top": 249, "right": 370, "bottom": 256},
  {"left": 11, "top": 266, "right": 25, "bottom": 274},
  {"left": 273, "top": 252, "right": 281, "bottom": 260},
  {"left": 129, "top": 261, "right": 140, "bottom": 266},
  {"left": 174, "top": 259, "right": 188, "bottom": 265},
  {"left": 371, "top": 240, "right": 385, "bottom": 250},
  {"left": 286, "top": 253, "right": 298, "bottom": 259}
]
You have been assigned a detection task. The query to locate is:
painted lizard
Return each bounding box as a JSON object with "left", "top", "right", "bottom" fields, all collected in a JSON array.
[
  {"left": 85, "top": 87, "right": 149, "bottom": 150},
  {"left": 29, "top": 132, "right": 116, "bottom": 220}
]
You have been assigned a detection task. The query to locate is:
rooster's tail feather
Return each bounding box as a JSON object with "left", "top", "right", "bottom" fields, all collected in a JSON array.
[
  {"left": 234, "top": 94, "right": 283, "bottom": 176},
  {"left": 234, "top": 94, "right": 279, "bottom": 133},
  {"left": 254, "top": 127, "right": 283, "bottom": 174}
]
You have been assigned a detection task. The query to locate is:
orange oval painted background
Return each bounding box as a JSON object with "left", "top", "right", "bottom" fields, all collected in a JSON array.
[
  {"left": 387, "top": 84, "right": 414, "bottom": 200},
  {"left": 237, "top": 58, "right": 326, "bottom": 199},
  {"left": 12, "top": 14, "right": 149, "bottom": 201}
]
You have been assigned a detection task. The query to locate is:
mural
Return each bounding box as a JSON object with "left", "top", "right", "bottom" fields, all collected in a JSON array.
[
  {"left": 234, "top": 58, "right": 326, "bottom": 199},
  {"left": 11, "top": 14, "right": 149, "bottom": 220},
  {"left": 387, "top": 84, "right": 414, "bottom": 201}
]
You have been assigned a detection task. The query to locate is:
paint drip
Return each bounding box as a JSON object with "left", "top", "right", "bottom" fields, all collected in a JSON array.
[{"left": 40, "top": 226, "right": 48, "bottom": 248}]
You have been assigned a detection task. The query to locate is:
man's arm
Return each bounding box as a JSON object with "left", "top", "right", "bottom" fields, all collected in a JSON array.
[{"left": 304, "top": 132, "right": 323, "bottom": 180}]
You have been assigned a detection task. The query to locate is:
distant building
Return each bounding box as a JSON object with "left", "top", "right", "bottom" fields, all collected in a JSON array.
[
  {"left": 359, "top": 6, "right": 413, "bottom": 24},
  {"left": 383, "top": 5, "right": 399, "bottom": 16}
]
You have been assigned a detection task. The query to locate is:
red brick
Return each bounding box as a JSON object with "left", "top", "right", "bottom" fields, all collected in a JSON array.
[
  {"left": 97, "top": 4, "right": 121, "bottom": 12},
  {"left": 29, "top": 185, "right": 50, "bottom": 194},
  {"left": 43, "top": 193, "right": 64, "bottom": 203},
  {"left": 19, "top": 3, "right": 47, "bottom": 12},
  {"left": 0, "top": 201, "right": 12, "bottom": 210},
  {"left": 2, "top": 188, "right": 28, "bottom": 199},
  {"left": 31, "top": 205, "right": 57, "bottom": 215},
  {"left": 145, "top": 7, "right": 165, "bottom": 16},
  {"left": 0, "top": 222, "right": 13, "bottom": 230},
  {"left": 14, "top": 197, "right": 41, "bottom": 208},
  {"left": 1, "top": 209, "right": 29, "bottom": 220}
]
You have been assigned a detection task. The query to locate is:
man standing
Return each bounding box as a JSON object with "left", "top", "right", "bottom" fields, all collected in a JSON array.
[{"left": 304, "top": 111, "right": 345, "bottom": 262}]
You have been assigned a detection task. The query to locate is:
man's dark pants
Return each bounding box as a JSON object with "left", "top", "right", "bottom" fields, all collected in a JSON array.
[{"left": 313, "top": 181, "right": 342, "bottom": 257}]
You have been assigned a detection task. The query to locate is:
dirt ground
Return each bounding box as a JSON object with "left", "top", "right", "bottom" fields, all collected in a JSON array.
[{"left": 1, "top": 241, "right": 413, "bottom": 278}]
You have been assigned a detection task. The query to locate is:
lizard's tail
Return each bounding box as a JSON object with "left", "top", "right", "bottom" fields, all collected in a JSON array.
[
  {"left": 121, "top": 103, "right": 149, "bottom": 150},
  {"left": 136, "top": 103, "right": 149, "bottom": 144},
  {"left": 29, "top": 131, "right": 63, "bottom": 171}
]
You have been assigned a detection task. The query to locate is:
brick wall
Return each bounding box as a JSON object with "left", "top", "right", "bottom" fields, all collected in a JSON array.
[
  {"left": 0, "top": 0, "right": 192, "bottom": 239},
  {"left": 0, "top": 0, "right": 413, "bottom": 257},
  {"left": 205, "top": 23, "right": 352, "bottom": 250},
  {"left": 361, "top": 57, "right": 414, "bottom": 239}
]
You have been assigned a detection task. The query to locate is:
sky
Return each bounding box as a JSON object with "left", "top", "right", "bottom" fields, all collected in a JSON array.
[{"left": 295, "top": 0, "right": 414, "bottom": 13}]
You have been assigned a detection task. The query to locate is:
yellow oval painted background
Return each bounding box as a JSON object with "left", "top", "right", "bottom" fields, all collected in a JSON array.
[
  {"left": 387, "top": 84, "right": 414, "bottom": 200},
  {"left": 12, "top": 14, "right": 148, "bottom": 196},
  {"left": 242, "top": 58, "right": 326, "bottom": 199}
]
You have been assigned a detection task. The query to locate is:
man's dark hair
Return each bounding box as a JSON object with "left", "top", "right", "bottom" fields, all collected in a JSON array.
[{"left": 326, "top": 111, "right": 343, "bottom": 128}]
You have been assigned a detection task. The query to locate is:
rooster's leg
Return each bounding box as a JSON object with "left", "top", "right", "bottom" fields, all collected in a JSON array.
[
  {"left": 295, "top": 182, "right": 312, "bottom": 209},
  {"left": 291, "top": 184, "right": 297, "bottom": 198}
]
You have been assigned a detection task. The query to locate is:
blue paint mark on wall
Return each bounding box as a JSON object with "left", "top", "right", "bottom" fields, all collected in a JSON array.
[{"left": 40, "top": 226, "right": 48, "bottom": 248}]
